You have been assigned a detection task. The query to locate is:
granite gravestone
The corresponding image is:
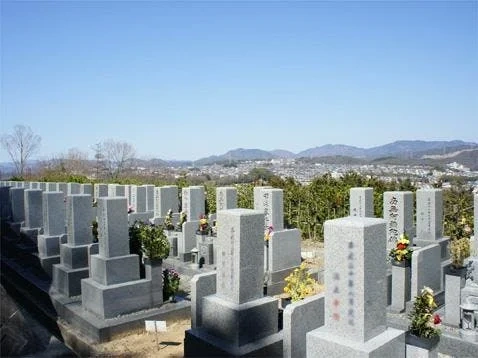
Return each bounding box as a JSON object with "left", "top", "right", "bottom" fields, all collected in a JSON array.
[
  {"left": 52, "top": 194, "right": 96, "bottom": 297},
  {"left": 182, "top": 186, "right": 205, "bottom": 222},
  {"left": 254, "top": 187, "right": 284, "bottom": 231},
  {"left": 306, "top": 217, "right": 405, "bottom": 357},
  {"left": 216, "top": 187, "right": 237, "bottom": 211},
  {"left": 37, "top": 192, "right": 67, "bottom": 276},
  {"left": 82, "top": 197, "right": 162, "bottom": 318},
  {"left": 349, "top": 187, "right": 374, "bottom": 218},
  {"left": 184, "top": 209, "right": 283, "bottom": 356},
  {"left": 153, "top": 185, "right": 179, "bottom": 218},
  {"left": 383, "top": 191, "right": 414, "bottom": 252}
]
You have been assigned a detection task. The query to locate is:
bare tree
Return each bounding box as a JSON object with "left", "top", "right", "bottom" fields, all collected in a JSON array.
[
  {"left": 65, "top": 147, "right": 90, "bottom": 174},
  {"left": 102, "top": 139, "right": 136, "bottom": 179},
  {"left": 1, "top": 125, "right": 41, "bottom": 177}
]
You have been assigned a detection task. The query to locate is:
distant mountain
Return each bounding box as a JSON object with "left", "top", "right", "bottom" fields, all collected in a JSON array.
[
  {"left": 195, "top": 148, "right": 275, "bottom": 166},
  {"left": 297, "top": 144, "right": 366, "bottom": 158},
  {"left": 424, "top": 148, "right": 478, "bottom": 171},
  {"left": 193, "top": 140, "right": 478, "bottom": 167},
  {"left": 364, "top": 140, "right": 477, "bottom": 159},
  {"left": 270, "top": 149, "right": 296, "bottom": 158}
]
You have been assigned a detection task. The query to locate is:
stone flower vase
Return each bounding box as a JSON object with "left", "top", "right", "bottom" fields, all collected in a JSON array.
[
  {"left": 144, "top": 257, "right": 163, "bottom": 306},
  {"left": 405, "top": 332, "right": 439, "bottom": 350},
  {"left": 444, "top": 265, "right": 467, "bottom": 326},
  {"left": 392, "top": 259, "right": 411, "bottom": 268}
]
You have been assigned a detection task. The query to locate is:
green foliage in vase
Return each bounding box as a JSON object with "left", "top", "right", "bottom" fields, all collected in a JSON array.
[
  {"left": 129, "top": 221, "right": 170, "bottom": 260},
  {"left": 408, "top": 287, "right": 441, "bottom": 339}
]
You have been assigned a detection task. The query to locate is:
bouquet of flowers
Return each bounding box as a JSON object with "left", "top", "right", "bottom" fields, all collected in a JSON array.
[
  {"left": 198, "top": 214, "right": 209, "bottom": 233},
  {"left": 163, "top": 209, "right": 175, "bottom": 230},
  {"left": 163, "top": 268, "right": 180, "bottom": 301},
  {"left": 408, "top": 286, "right": 441, "bottom": 339},
  {"left": 389, "top": 233, "right": 413, "bottom": 262}
]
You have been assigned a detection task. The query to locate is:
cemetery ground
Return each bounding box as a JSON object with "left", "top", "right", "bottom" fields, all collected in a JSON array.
[{"left": 93, "top": 240, "right": 324, "bottom": 357}]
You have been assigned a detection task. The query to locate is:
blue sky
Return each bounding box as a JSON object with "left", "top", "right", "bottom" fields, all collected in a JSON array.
[{"left": 1, "top": 0, "right": 477, "bottom": 162}]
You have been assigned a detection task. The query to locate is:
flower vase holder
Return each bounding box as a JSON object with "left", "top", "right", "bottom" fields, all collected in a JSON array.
[
  {"left": 405, "top": 332, "right": 439, "bottom": 358},
  {"left": 444, "top": 266, "right": 467, "bottom": 327},
  {"left": 144, "top": 258, "right": 163, "bottom": 306},
  {"left": 390, "top": 260, "right": 411, "bottom": 313}
]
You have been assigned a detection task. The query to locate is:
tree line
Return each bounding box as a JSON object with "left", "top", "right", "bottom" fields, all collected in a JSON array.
[{"left": 2, "top": 125, "right": 474, "bottom": 241}]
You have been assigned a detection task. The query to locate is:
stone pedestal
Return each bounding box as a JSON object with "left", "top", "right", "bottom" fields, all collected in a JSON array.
[
  {"left": 390, "top": 263, "right": 411, "bottom": 313},
  {"left": 144, "top": 258, "right": 163, "bottom": 306},
  {"left": 38, "top": 234, "right": 67, "bottom": 276},
  {"left": 81, "top": 279, "right": 154, "bottom": 318},
  {"left": 53, "top": 243, "right": 94, "bottom": 297},
  {"left": 82, "top": 197, "right": 162, "bottom": 319},
  {"left": 308, "top": 328, "right": 404, "bottom": 357},
  {"left": 167, "top": 233, "right": 178, "bottom": 257},
  {"left": 444, "top": 269, "right": 466, "bottom": 326}
]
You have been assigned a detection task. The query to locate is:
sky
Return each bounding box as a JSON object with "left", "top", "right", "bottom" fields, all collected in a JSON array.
[{"left": 1, "top": 0, "right": 477, "bottom": 162}]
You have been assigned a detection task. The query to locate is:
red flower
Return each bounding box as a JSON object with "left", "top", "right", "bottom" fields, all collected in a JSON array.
[
  {"left": 433, "top": 314, "right": 442, "bottom": 325},
  {"left": 397, "top": 243, "right": 406, "bottom": 250}
]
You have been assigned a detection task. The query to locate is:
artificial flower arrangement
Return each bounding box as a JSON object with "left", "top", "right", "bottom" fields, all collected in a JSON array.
[
  {"left": 163, "top": 209, "right": 175, "bottom": 230},
  {"left": 198, "top": 214, "right": 209, "bottom": 233},
  {"left": 389, "top": 233, "right": 413, "bottom": 263},
  {"left": 176, "top": 211, "right": 187, "bottom": 231},
  {"left": 408, "top": 286, "right": 441, "bottom": 339},
  {"left": 448, "top": 217, "right": 472, "bottom": 269},
  {"left": 283, "top": 262, "right": 322, "bottom": 302},
  {"left": 163, "top": 268, "right": 180, "bottom": 301}
]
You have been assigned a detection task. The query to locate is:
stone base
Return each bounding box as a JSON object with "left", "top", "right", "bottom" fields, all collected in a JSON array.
[
  {"left": 60, "top": 244, "right": 91, "bottom": 269},
  {"left": 90, "top": 254, "right": 140, "bottom": 285},
  {"left": 52, "top": 264, "right": 90, "bottom": 297},
  {"left": 40, "top": 255, "right": 61, "bottom": 277},
  {"left": 38, "top": 234, "right": 67, "bottom": 257},
  {"left": 184, "top": 328, "right": 283, "bottom": 357},
  {"left": 81, "top": 278, "right": 155, "bottom": 319},
  {"left": 202, "top": 295, "right": 278, "bottom": 346},
  {"left": 306, "top": 327, "right": 405, "bottom": 358},
  {"left": 406, "top": 343, "right": 438, "bottom": 358}
]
